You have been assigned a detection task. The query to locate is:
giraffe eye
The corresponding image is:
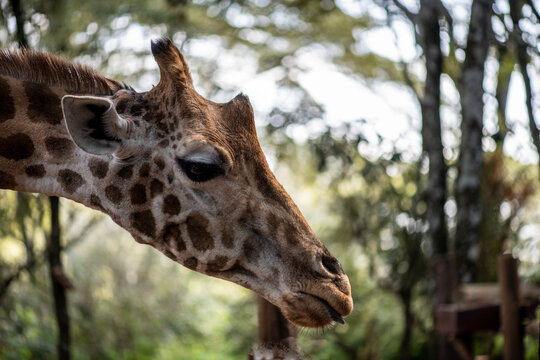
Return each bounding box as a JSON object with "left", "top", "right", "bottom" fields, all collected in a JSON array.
[{"left": 176, "top": 158, "right": 224, "bottom": 182}]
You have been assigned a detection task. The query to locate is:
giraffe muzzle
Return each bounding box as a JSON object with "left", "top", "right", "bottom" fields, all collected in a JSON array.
[{"left": 279, "top": 276, "right": 353, "bottom": 328}]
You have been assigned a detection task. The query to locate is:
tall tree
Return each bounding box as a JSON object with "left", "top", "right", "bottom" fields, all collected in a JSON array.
[
  {"left": 416, "top": 0, "right": 448, "bottom": 257},
  {"left": 8, "top": 0, "right": 27, "bottom": 48},
  {"left": 455, "top": 0, "right": 494, "bottom": 282},
  {"left": 48, "top": 197, "right": 71, "bottom": 360},
  {"left": 508, "top": 0, "right": 540, "bottom": 175}
]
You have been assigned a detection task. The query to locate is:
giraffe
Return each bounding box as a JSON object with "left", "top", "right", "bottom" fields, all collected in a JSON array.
[{"left": 0, "top": 38, "right": 353, "bottom": 328}]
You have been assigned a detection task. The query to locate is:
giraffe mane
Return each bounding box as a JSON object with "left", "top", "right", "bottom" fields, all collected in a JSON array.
[{"left": 0, "top": 48, "right": 131, "bottom": 95}]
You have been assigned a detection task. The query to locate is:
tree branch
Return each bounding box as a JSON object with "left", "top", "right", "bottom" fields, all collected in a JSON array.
[
  {"left": 493, "top": 45, "right": 512, "bottom": 147},
  {"left": 510, "top": 2, "right": 540, "bottom": 174},
  {"left": 391, "top": 0, "right": 417, "bottom": 24},
  {"left": 438, "top": 1, "right": 454, "bottom": 43},
  {"left": 0, "top": 257, "right": 38, "bottom": 301},
  {"left": 383, "top": 2, "right": 421, "bottom": 100}
]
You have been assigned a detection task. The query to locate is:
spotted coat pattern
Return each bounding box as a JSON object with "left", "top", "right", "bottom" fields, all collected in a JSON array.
[{"left": 0, "top": 41, "right": 353, "bottom": 328}]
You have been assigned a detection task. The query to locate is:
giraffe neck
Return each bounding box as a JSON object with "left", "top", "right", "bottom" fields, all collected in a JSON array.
[{"left": 0, "top": 75, "right": 127, "bottom": 229}]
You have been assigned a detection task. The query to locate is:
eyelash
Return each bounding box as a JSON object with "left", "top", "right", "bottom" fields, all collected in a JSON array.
[{"left": 176, "top": 158, "right": 224, "bottom": 182}]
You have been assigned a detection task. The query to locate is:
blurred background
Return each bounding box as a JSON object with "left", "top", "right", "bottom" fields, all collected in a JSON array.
[{"left": 0, "top": 0, "right": 539, "bottom": 359}]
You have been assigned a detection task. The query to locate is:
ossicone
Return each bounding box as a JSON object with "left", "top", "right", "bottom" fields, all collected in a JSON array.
[
  {"left": 221, "top": 93, "right": 256, "bottom": 134},
  {"left": 150, "top": 38, "right": 193, "bottom": 89}
]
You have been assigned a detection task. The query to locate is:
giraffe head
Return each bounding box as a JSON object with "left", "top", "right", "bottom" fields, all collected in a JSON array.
[{"left": 61, "top": 39, "right": 353, "bottom": 327}]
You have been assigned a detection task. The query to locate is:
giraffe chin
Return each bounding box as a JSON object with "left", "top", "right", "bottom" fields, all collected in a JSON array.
[{"left": 279, "top": 290, "right": 353, "bottom": 328}]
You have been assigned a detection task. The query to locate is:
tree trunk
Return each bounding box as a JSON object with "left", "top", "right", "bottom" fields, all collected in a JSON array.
[
  {"left": 509, "top": 1, "right": 540, "bottom": 176},
  {"left": 455, "top": 0, "right": 493, "bottom": 283},
  {"left": 418, "top": 0, "right": 448, "bottom": 256},
  {"left": 48, "top": 196, "right": 71, "bottom": 360},
  {"left": 249, "top": 297, "right": 298, "bottom": 359},
  {"left": 416, "top": 2, "right": 458, "bottom": 358},
  {"left": 398, "top": 289, "right": 413, "bottom": 359},
  {"left": 494, "top": 45, "right": 512, "bottom": 149},
  {"left": 8, "top": 0, "right": 28, "bottom": 48},
  {"left": 257, "top": 296, "right": 297, "bottom": 349}
]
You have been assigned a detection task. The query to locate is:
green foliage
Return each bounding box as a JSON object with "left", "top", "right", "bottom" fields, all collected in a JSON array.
[{"left": 1, "top": 209, "right": 257, "bottom": 360}]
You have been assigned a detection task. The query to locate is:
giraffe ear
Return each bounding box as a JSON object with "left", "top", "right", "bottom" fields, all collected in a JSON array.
[{"left": 62, "top": 95, "right": 130, "bottom": 155}]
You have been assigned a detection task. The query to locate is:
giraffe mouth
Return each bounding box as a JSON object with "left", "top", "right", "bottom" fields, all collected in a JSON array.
[
  {"left": 300, "top": 292, "right": 345, "bottom": 324},
  {"left": 279, "top": 288, "right": 352, "bottom": 328}
]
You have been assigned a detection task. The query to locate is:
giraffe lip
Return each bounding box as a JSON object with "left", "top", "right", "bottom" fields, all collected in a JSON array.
[
  {"left": 300, "top": 292, "right": 345, "bottom": 324},
  {"left": 318, "top": 297, "right": 345, "bottom": 324}
]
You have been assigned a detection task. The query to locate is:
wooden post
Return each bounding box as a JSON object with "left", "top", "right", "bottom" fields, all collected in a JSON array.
[
  {"left": 249, "top": 296, "right": 297, "bottom": 359},
  {"left": 257, "top": 296, "right": 297, "bottom": 348},
  {"left": 498, "top": 254, "right": 524, "bottom": 360},
  {"left": 433, "top": 255, "right": 463, "bottom": 360}
]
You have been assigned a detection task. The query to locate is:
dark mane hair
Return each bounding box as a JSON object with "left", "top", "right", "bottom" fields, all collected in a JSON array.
[{"left": 0, "top": 48, "right": 131, "bottom": 95}]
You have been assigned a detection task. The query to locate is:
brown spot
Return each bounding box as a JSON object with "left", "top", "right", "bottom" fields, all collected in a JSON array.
[
  {"left": 154, "top": 157, "right": 165, "bottom": 170},
  {"left": 129, "top": 183, "right": 147, "bottom": 205},
  {"left": 159, "top": 139, "right": 169, "bottom": 148},
  {"left": 284, "top": 222, "right": 303, "bottom": 246},
  {"left": 176, "top": 132, "right": 183, "bottom": 140},
  {"left": 184, "top": 257, "right": 198, "bottom": 270},
  {"left": 163, "top": 194, "right": 181, "bottom": 215},
  {"left": 131, "top": 210, "right": 156, "bottom": 238},
  {"left": 157, "top": 121, "right": 168, "bottom": 134},
  {"left": 88, "top": 158, "right": 108, "bottom": 179},
  {"left": 90, "top": 194, "right": 104, "bottom": 210},
  {"left": 163, "top": 249, "right": 176, "bottom": 261},
  {"left": 186, "top": 213, "right": 214, "bottom": 251},
  {"left": 0, "top": 133, "right": 35, "bottom": 160},
  {"left": 167, "top": 172, "right": 174, "bottom": 184},
  {"left": 138, "top": 163, "right": 150, "bottom": 177},
  {"left": 58, "top": 169, "right": 85, "bottom": 194},
  {"left": 243, "top": 237, "right": 260, "bottom": 262},
  {"left": 142, "top": 111, "right": 154, "bottom": 123},
  {"left": 0, "top": 170, "right": 16, "bottom": 188},
  {"left": 222, "top": 227, "right": 235, "bottom": 249},
  {"left": 267, "top": 212, "right": 281, "bottom": 232},
  {"left": 25, "top": 165, "right": 46, "bottom": 178},
  {"left": 0, "top": 77, "right": 15, "bottom": 123},
  {"left": 117, "top": 165, "right": 133, "bottom": 179},
  {"left": 130, "top": 104, "right": 143, "bottom": 116},
  {"left": 163, "top": 223, "right": 186, "bottom": 252},
  {"left": 24, "top": 82, "right": 62, "bottom": 124},
  {"left": 207, "top": 256, "right": 229, "bottom": 272},
  {"left": 45, "top": 137, "right": 73, "bottom": 158},
  {"left": 150, "top": 179, "right": 163, "bottom": 197},
  {"left": 105, "top": 185, "right": 122, "bottom": 204}
]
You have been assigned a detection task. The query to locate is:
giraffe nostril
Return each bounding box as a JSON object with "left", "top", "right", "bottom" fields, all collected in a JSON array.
[{"left": 321, "top": 255, "right": 343, "bottom": 275}]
